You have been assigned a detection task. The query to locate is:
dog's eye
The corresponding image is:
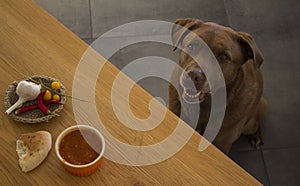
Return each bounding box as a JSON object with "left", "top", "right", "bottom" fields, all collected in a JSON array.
[
  {"left": 218, "top": 53, "right": 230, "bottom": 62},
  {"left": 186, "top": 43, "right": 198, "bottom": 53}
]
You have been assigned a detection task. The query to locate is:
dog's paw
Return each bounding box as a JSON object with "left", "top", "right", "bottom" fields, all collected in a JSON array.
[{"left": 249, "top": 130, "right": 264, "bottom": 149}]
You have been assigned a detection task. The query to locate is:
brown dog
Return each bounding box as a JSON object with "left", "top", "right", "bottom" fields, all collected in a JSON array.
[{"left": 168, "top": 18, "right": 267, "bottom": 154}]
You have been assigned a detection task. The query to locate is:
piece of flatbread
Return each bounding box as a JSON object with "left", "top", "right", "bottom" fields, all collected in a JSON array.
[{"left": 16, "top": 131, "right": 52, "bottom": 172}]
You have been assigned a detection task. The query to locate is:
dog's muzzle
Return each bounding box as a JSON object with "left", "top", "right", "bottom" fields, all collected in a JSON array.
[{"left": 180, "top": 66, "right": 212, "bottom": 104}]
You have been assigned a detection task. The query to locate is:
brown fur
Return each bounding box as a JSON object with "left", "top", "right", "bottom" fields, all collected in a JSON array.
[{"left": 168, "top": 18, "right": 268, "bottom": 154}]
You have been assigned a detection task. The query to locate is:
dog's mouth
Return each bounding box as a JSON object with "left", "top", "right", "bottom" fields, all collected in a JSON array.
[
  {"left": 179, "top": 66, "right": 212, "bottom": 104},
  {"left": 182, "top": 88, "right": 212, "bottom": 104}
]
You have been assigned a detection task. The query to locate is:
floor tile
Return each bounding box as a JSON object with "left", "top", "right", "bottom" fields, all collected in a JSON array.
[
  {"left": 95, "top": 37, "right": 179, "bottom": 69},
  {"left": 82, "top": 38, "right": 93, "bottom": 45},
  {"left": 263, "top": 148, "right": 300, "bottom": 186},
  {"left": 258, "top": 33, "right": 300, "bottom": 150},
  {"left": 91, "top": 0, "right": 229, "bottom": 38},
  {"left": 34, "top": 0, "right": 91, "bottom": 38},
  {"left": 137, "top": 77, "right": 169, "bottom": 106},
  {"left": 229, "top": 150, "right": 269, "bottom": 185},
  {"left": 92, "top": 37, "right": 179, "bottom": 103},
  {"left": 262, "top": 37, "right": 300, "bottom": 115},
  {"left": 261, "top": 112, "right": 300, "bottom": 149},
  {"left": 224, "top": 0, "right": 300, "bottom": 35}
]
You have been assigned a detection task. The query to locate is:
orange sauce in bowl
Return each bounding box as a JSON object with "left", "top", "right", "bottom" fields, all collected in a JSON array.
[{"left": 59, "top": 129, "right": 102, "bottom": 165}]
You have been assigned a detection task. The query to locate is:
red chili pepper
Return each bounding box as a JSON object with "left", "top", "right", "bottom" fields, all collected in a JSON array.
[
  {"left": 15, "top": 105, "right": 38, "bottom": 115},
  {"left": 15, "top": 100, "right": 64, "bottom": 115},
  {"left": 43, "top": 100, "right": 64, "bottom": 105},
  {"left": 38, "top": 90, "right": 51, "bottom": 115}
]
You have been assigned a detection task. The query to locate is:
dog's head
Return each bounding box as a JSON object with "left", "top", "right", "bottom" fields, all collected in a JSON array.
[{"left": 172, "top": 18, "right": 263, "bottom": 104}]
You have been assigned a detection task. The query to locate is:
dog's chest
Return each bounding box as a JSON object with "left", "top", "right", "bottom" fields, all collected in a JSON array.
[{"left": 180, "top": 99, "right": 211, "bottom": 130}]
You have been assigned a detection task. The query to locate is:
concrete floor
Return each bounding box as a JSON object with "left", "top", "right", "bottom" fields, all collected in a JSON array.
[{"left": 35, "top": 0, "right": 300, "bottom": 185}]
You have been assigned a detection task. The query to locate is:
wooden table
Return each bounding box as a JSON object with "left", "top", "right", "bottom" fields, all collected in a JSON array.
[{"left": 0, "top": 0, "right": 261, "bottom": 185}]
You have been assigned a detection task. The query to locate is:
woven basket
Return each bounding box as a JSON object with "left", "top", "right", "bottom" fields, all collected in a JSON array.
[{"left": 4, "top": 75, "right": 66, "bottom": 123}]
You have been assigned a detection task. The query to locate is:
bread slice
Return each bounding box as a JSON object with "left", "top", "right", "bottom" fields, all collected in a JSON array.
[{"left": 16, "top": 131, "right": 52, "bottom": 172}]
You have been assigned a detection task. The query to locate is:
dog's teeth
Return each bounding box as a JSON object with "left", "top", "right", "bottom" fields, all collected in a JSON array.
[{"left": 185, "top": 91, "right": 198, "bottom": 98}]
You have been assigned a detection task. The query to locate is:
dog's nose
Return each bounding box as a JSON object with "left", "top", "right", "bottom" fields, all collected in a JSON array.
[{"left": 188, "top": 67, "right": 206, "bottom": 85}]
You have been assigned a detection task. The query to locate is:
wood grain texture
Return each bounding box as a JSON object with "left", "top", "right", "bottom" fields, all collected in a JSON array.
[{"left": 0, "top": 0, "right": 261, "bottom": 185}]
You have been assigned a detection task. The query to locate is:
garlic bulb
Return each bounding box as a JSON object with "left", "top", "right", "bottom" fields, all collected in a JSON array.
[{"left": 5, "top": 81, "right": 41, "bottom": 114}]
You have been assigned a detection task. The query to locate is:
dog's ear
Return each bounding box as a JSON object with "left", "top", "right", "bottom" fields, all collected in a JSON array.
[
  {"left": 172, "top": 18, "right": 203, "bottom": 51},
  {"left": 238, "top": 32, "right": 264, "bottom": 68}
]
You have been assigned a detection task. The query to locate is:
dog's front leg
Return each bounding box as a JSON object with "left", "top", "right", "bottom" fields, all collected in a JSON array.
[{"left": 213, "top": 127, "right": 241, "bottom": 154}]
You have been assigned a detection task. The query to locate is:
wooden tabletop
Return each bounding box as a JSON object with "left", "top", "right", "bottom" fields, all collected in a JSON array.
[{"left": 0, "top": 0, "right": 261, "bottom": 185}]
